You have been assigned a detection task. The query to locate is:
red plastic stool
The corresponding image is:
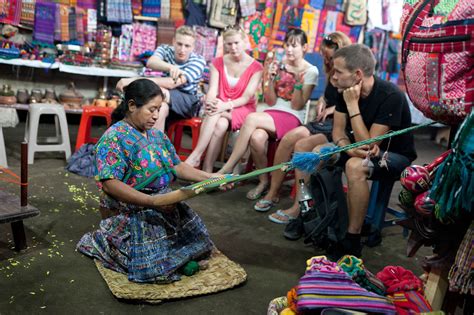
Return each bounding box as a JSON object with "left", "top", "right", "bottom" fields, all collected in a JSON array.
[
  {"left": 167, "top": 117, "right": 202, "bottom": 161},
  {"left": 75, "top": 106, "right": 113, "bottom": 151}
]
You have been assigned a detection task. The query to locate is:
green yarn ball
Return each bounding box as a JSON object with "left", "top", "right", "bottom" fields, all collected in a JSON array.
[{"left": 182, "top": 261, "right": 199, "bottom": 276}]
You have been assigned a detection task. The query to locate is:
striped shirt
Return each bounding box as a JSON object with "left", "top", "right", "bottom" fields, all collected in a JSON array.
[{"left": 153, "top": 45, "right": 205, "bottom": 95}]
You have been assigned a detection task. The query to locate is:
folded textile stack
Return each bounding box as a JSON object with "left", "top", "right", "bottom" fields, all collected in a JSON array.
[
  {"left": 338, "top": 255, "right": 386, "bottom": 296},
  {"left": 377, "top": 266, "right": 432, "bottom": 315},
  {"left": 296, "top": 256, "right": 396, "bottom": 314}
]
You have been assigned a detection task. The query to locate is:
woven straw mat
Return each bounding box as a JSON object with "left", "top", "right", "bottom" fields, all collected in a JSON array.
[{"left": 95, "top": 249, "right": 247, "bottom": 303}]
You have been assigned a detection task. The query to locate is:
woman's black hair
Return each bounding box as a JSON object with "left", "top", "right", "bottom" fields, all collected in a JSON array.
[
  {"left": 111, "top": 79, "right": 164, "bottom": 123},
  {"left": 284, "top": 28, "right": 308, "bottom": 46}
]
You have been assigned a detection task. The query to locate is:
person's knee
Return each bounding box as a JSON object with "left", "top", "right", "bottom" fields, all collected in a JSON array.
[
  {"left": 215, "top": 118, "right": 229, "bottom": 136},
  {"left": 243, "top": 113, "right": 259, "bottom": 129},
  {"left": 345, "top": 157, "right": 367, "bottom": 181},
  {"left": 159, "top": 102, "right": 170, "bottom": 117},
  {"left": 281, "top": 127, "right": 309, "bottom": 148},
  {"left": 250, "top": 130, "right": 268, "bottom": 149}
]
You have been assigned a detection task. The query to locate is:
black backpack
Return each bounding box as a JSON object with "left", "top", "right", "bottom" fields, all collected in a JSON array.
[{"left": 284, "top": 166, "right": 348, "bottom": 249}]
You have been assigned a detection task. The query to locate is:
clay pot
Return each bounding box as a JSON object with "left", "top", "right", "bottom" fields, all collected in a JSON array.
[
  {"left": 30, "top": 89, "right": 43, "bottom": 104},
  {"left": 0, "top": 95, "right": 17, "bottom": 105},
  {"left": 93, "top": 99, "right": 107, "bottom": 107},
  {"left": 59, "top": 82, "right": 84, "bottom": 106},
  {"left": 16, "top": 89, "right": 29, "bottom": 104}
]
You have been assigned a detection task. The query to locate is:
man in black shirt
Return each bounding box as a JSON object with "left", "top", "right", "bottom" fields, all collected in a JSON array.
[{"left": 328, "top": 44, "right": 416, "bottom": 257}]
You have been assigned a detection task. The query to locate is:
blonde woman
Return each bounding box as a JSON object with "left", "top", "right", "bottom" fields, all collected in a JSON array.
[
  {"left": 256, "top": 32, "right": 352, "bottom": 224},
  {"left": 185, "top": 26, "right": 263, "bottom": 172},
  {"left": 218, "top": 29, "right": 319, "bottom": 201}
]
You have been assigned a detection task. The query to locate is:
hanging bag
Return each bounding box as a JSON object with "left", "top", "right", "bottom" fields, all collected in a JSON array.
[
  {"left": 344, "top": 0, "right": 368, "bottom": 26},
  {"left": 209, "top": 0, "right": 238, "bottom": 29},
  {"left": 400, "top": 0, "right": 473, "bottom": 125}
]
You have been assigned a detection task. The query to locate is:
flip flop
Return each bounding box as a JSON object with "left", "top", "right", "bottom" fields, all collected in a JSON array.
[
  {"left": 254, "top": 199, "right": 275, "bottom": 212},
  {"left": 268, "top": 210, "right": 297, "bottom": 224},
  {"left": 246, "top": 184, "right": 269, "bottom": 200}
]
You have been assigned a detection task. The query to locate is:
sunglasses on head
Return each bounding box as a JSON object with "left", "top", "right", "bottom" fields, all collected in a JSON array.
[
  {"left": 224, "top": 24, "right": 243, "bottom": 31},
  {"left": 323, "top": 36, "right": 339, "bottom": 50}
]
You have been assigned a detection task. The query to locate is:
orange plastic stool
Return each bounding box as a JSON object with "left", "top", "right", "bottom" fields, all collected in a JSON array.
[
  {"left": 75, "top": 106, "right": 113, "bottom": 151},
  {"left": 167, "top": 117, "right": 202, "bottom": 161}
]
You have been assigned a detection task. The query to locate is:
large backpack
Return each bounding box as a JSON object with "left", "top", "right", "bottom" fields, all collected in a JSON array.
[
  {"left": 285, "top": 166, "right": 348, "bottom": 249},
  {"left": 401, "top": 0, "right": 473, "bottom": 125}
]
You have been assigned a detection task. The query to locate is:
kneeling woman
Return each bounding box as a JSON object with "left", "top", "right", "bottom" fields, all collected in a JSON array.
[
  {"left": 218, "top": 29, "right": 318, "bottom": 200},
  {"left": 77, "top": 79, "right": 218, "bottom": 283}
]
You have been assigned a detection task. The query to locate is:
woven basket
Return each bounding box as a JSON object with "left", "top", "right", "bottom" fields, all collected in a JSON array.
[{"left": 95, "top": 249, "right": 247, "bottom": 303}]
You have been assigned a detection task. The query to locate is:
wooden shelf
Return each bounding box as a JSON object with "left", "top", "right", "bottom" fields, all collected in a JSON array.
[{"left": 134, "top": 15, "right": 160, "bottom": 22}]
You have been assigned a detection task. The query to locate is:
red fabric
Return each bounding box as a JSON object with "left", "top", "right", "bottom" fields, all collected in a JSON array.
[
  {"left": 265, "top": 110, "right": 301, "bottom": 140},
  {"left": 376, "top": 266, "right": 424, "bottom": 294},
  {"left": 212, "top": 57, "right": 263, "bottom": 131}
]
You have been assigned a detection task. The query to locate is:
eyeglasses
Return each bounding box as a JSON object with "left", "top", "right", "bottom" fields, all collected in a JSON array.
[{"left": 323, "top": 36, "right": 339, "bottom": 50}]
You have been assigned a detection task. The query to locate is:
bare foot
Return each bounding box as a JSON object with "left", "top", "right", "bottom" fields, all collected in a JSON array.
[{"left": 246, "top": 181, "right": 269, "bottom": 200}]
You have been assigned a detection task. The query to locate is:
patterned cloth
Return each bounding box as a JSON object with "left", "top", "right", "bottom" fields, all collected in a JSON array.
[
  {"left": 142, "top": 0, "right": 161, "bottom": 17},
  {"left": 77, "top": 121, "right": 213, "bottom": 283},
  {"left": 130, "top": 22, "right": 157, "bottom": 59},
  {"left": 106, "top": 0, "right": 133, "bottom": 23},
  {"left": 0, "top": 0, "right": 21, "bottom": 25},
  {"left": 193, "top": 26, "right": 218, "bottom": 63},
  {"left": 240, "top": 0, "right": 256, "bottom": 17},
  {"left": 33, "top": 1, "right": 57, "bottom": 45},
  {"left": 153, "top": 45, "right": 206, "bottom": 95},
  {"left": 20, "top": 0, "right": 36, "bottom": 26},
  {"left": 77, "top": 0, "right": 97, "bottom": 9},
  {"left": 337, "top": 255, "right": 386, "bottom": 296},
  {"left": 377, "top": 266, "right": 432, "bottom": 315},
  {"left": 296, "top": 256, "right": 396, "bottom": 314},
  {"left": 448, "top": 223, "right": 473, "bottom": 294}
]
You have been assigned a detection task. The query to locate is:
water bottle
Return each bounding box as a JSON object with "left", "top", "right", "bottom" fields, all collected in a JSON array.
[{"left": 298, "top": 179, "right": 313, "bottom": 214}]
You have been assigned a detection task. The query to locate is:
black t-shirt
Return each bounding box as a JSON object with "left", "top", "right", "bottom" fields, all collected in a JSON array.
[
  {"left": 334, "top": 76, "right": 417, "bottom": 161},
  {"left": 324, "top": 80, "right": 339, "bottom": 109}
]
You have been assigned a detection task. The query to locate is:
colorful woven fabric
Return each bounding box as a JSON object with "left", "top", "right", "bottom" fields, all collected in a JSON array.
[
  {"left": 20, "top": 0, "right": 36, "bottom": 26},
  {"left": 131, "top": 22, "right": 156, "bottom": 59},
  {"left": 68, "top": 6, "right": 77, "bottom": 41},
  {"left": 142, "top": 0, "right": 161, "bottom": 17},
  {"left": 76, "top": 121, "right": 213, "bottom": 283},
  {"left": 160, "top": 0, "right": 170, "bottom": 18},
  {"left": 77, "top": 0, "right": 97, "bottom": 9},
  {"left": 76, "top": 7, "right": 85, "bottom": 45},
  {"left": 376, "top": 266, "right": 432, "bottom": 315},
  {"left": 240, "top": 0, "right": 256, "bottom": 17},
  {"left": 337, "top": 255, "right": 386, "bottom": 296},
  {"left": 0, "top": 0, "right": 21, "bottom": 25},
  {"left": 33, "top": 1, "right": 57, "bottom": 45},
  {"left": 448, "top": 223, "right": 473, "bottom": 294},
  {"left": 193, "top": 26, "right": 218, "bottom": 64},
  {"left": 59, "top": 4, "right": 70, "bottom": 42},
  {"left": 296, "top": 256, "right": 396, "bottom": 314},
  {"left": 131, "top": 0, "right": 142, "bottom": 15},
  {"left": 106, "top": 0, "right": 133, "bottom": 23}
]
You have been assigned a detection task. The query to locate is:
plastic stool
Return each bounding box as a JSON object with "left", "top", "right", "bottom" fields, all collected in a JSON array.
[
  {"left": 167, "top": 117, "right": 202, "bottom": 161},
  {"left": 0, "top": 127, "right": 7, "bottom": 167},
  {"left": 75, "top": 106, "right": 113, "bottom": 151},
  {"left": 364, "top": 180, "right": 408, "bottom": 247},
  {"left": 25, "top": 103, "right": 71, "bottom": 164}
]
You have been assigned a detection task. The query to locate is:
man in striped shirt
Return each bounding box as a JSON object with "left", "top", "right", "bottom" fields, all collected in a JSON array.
[{"left": 117, "top": 26, "right": 205, "bottom": 130}]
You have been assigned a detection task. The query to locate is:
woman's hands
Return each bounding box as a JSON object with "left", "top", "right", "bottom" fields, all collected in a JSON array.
[{"left": 205, "top": 98, "right": 231, "bottom": 116}]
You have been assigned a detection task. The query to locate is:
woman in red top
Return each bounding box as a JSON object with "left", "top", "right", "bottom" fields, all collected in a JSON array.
[{"left": 185, "top": 26, "right": 263, "bottom": 172}]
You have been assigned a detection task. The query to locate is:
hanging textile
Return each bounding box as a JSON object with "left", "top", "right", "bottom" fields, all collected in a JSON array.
[
  {"left": 0, "top": 0, "right": 22, "bottom": 26},
  {"left": 310, "top": 0, "right": 325, "bottom": 10},
  {"left": 119, "top": 24, "right": 134, "bottom": 61},
  {"left": 87, "top": 9, "right": 97, "bottom": 34},
  {"left": 69, "top": 7, "right": 78, "bottom": 42},
  {"left": 301, "top": 5, "right": 320, "bottom": 52},
  {"left": 76, "top": 8, "right": 85, "bottom": 45},
  {"left": 77, "top": 0, "right": 97, "bottom": 10},
  {"left": 185, "top": 0, "right": 205, "bottom": 26},
  {"left": 33, "top": 1, "right": 57, "bottom": 45},
  {"left": 20, "top": 0, "right": 36, "bottom": 27},
  {"left": 161, "top": 0, "right": 170, "bottom": 18},
  {"left": 58, "top": 4, "right": 70, "bottom": 42},
  {"left": 142, "top": 0, "right": 161, "bottom": 17},
  {"left": 193, "top": 26, "right": 218, "bottom": 63},
  {"left": 107, "top": 0, "right": 133, "bottom": 23},
  {"left": 240, "top": 0, "right": 256, "bottom": 17},
  {"left": 96, "top": 0, "right": 107, "bottom": 22},
  {"left": 132, "top": 0, "right": 142, "bottom": 15},
  {"left": 269, "top": 0, "right": 305, "bottom": 48}
]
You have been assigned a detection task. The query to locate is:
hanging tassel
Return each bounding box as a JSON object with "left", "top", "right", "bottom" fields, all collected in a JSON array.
[{"left": 291, "top": 146, "right": 338, "bottom": 173}]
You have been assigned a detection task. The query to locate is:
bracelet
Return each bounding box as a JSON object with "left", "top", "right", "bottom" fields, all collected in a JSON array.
[
  {"left": 349, "top": 113, "right": 361, "bottom": 119},
  {"left": 335, "top": 137, "right": 349, "bottom": 146},
  {"left": 294, "top": 83, "right": 303, "bottom": 91}
]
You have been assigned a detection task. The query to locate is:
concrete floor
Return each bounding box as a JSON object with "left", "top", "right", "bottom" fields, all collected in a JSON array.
[{"left": 0, "top": 119, "right": 446, "bottom": 314}]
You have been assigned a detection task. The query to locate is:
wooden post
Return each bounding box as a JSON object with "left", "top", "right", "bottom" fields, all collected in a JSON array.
[
  {"left": 21, "top": 141, "right": 27, "bottom": 207},
  {"left": 424, "top": 267, "right": 449, "bottom": 311}
]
